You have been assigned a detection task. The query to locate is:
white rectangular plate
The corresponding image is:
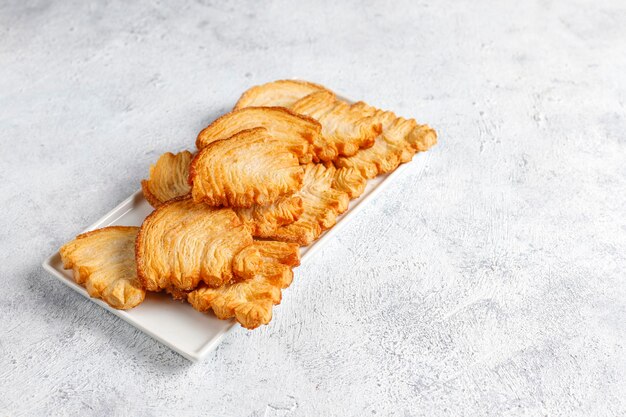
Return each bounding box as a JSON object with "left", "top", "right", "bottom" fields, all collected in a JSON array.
[{"left": 43, "top": 144, "right": 425, "bottom": 362}]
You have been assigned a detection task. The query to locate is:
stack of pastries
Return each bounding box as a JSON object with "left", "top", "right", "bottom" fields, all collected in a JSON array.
[{"left": 59, "top": 80, "right": 437, "bottom": 329}]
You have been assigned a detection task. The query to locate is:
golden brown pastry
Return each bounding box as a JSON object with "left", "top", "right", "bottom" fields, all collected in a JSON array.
[
  {"left": 59, "top": 226, "right": 145, "bottom": 310},
  {"left": 188, "top": 240, "right": 300, "bottom": 329},
  {"left": 234, "top": 80, "right": 437, "bottom": 169},
  {"left": 189, "top": 128, "right": 306, "bottom": 208},
  {"left": 196, "top": 106, "right": 336, "bottom": 163},
  {"left": 235, "top": 195, "right": 304, "bottom": 237},
  {"left": 335, "top": 103, "right": 438, "bottom": 178},
  {"left": 234, "top": 79, "right": 329, "bottom": 110},
  {"left": 291, "top": 91, "right": 382, "bottom": 157},
  {"left": 268, "top": 163, "right": 350, "bottom": 246},
  {"left": 141, "top": 150, "right": 193, "bottom": 207},
  {"left": 234, "top": 80, "right": 383, "bottom": 158},
  {"left": 141, "top": 150, "right": 304, "bottom": 236},
  {"left": 136, "top": 198, "right": 253, "bottom": 291},
  {"left": 332, "top": 166, "right": 367, "bottom": 199}
]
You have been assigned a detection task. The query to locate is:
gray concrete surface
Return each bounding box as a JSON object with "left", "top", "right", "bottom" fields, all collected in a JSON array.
[{"left": 1, "top": 0, "right": 625, "bottom": 416}]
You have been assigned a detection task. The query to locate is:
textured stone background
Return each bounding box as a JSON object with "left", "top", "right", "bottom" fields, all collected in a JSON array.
[{"left": 1, "top": 0, "right": 625, "bottom": 416}]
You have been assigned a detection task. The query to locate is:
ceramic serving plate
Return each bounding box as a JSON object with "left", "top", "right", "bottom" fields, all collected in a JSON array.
[{"left": 42, "top": 119, "right": 425, "bottom": 362}]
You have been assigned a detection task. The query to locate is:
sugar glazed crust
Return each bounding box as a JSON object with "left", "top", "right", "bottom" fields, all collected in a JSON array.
[
  {"left": 135, "top": 198, "right": 253, "bottom": 291},
  {"left": 291, "top": 91, "right": 382, "bottom": 157},
  {"left": 142, "top": 150, "right": 305, "bottom": 236},
  {"left": 141, "top": 150, "right": 193, "bottom": 207},
  {"left": 268, "top": 163, "right": 350, "bottom": 246},
  {"left": 235, "top": 194, "right": 304, "bottom": 237},
  {"left": 332, "top": 166, "right": 367, "bottom": 199},
  {"left": 335, "top": 102, "right": 437, "bottom": 178},
  {"left": 237, "top": 81, "right": 437, "bottom": 175},
  {"left": 234, "top": 79, "right": 330, "bottom": 110},
  {"left": 196, "top": 106, "right": 336, "bottom": 163},
  {"left": 189, "top": 128, "right": 305, "bottom": 208},
  {"left": 59, "top": 226, "right": 145, "bottom": 309},
  {"left": 188, "top": 240, "right": 301, "bottom": 329}
]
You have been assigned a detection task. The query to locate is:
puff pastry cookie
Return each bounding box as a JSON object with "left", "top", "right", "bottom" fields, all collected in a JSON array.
[
  {"left": 235, "top": 195, "right": 304, "bottom": 237},
  {"left": 196, "top": 106, "right": 336, "bottom": 163},
  {"left": 59, "top": 226, "right": 145, "bottom": 309},
  {"left": 136, "top": 198, "right": 253, "bottom": 291},
  {"left": 268, "top": 163, "right": 350, "bottom": 245},
  {"left": 291, "top": 91, "right": 382, "bottom": 157},
  {"left": 188, "top": 240, "right": 300, "bottom": 329},
  {"left": 236, "top": 82, "right": 383, "bottom": 158},
  {"left": 234, "top": 79, "right": 329, "bottom": 110},
  {"left": 332, "top": 166, "right": 367, "bottom": 199},
  {"left": 189, "top": 128, "right": 306, "bottom": 208},
  {"left": 141, "top": 150, "right": 193, "bottom": 207},
  {"left": 335, "top": 103, "right": 437, "bottom": 178},
  {"left": 142, "top": 150, "right": 304, "bottom": 236}
]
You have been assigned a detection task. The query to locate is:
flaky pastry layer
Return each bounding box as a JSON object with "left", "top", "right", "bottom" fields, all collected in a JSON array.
[
  {"left": 143, "top": 150, "right": 304, "bottom": 236},
  {"left": 268, "top": 163, "right": 350, "bottom": 246},
  {"left": 190, "top": 128, "right": 306, "bottom": 208},
  {"left": 291, "top": 91, "right": 382, "bottom": 157},
  {"left": 332, "top": 166, "right": 367, "bottom": 199},
  {"left": 188, "top": 240, "right": 300, "bottom": 329},
  {"left": 335, "top": 102, "right": 438, "bottom": 178},
  {"left": 234, "top": 79, "right": 329, "bottom": 110},
  {"left": 196, "top": 106, "right": 336, "bottom": 162},
  {"left": 136, "top": 198, "right": 253, "bottom": 291},
  {"left": 141, "top": 150, "right": 193, "bottom": 207},
  {"left": 60, "top": 226, "right": 145, "bottom": 309}
]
